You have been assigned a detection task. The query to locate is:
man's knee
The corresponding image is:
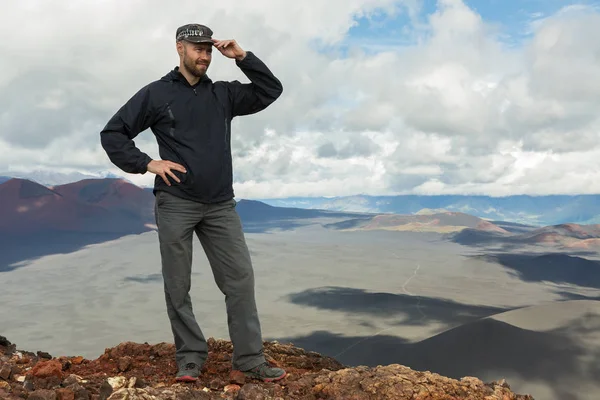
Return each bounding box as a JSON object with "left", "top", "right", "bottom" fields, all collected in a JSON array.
[{"left": 226, "top": 263, "right": 255, "bottom": 295}]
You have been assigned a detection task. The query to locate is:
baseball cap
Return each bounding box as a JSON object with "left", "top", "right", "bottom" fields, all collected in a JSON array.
[{"left": 176, "top": 24, "right": 214, "bottom": 44}]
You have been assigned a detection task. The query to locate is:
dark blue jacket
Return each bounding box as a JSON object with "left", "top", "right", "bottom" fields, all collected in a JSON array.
[{"left": 100, "top": 51, "right": 283, "bottom": 203}]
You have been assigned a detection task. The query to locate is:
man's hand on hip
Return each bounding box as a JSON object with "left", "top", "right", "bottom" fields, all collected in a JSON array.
[
  {"left": 212, "top": 39, "right": 247, "bottom": 61},
  {"left": 147, "top": 160, "right": 186, "bottom": 186}
]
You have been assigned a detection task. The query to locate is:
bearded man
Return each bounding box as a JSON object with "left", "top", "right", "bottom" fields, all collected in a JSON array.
[{"left": 100, "top": 23, "right": 285, "bottom": 383}]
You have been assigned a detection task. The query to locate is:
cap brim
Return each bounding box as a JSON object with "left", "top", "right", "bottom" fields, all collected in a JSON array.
[{"left": 181, "top": 37, "right": 213, "bottom": 44}]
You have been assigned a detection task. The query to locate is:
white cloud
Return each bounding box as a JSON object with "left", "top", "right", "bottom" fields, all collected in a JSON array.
[{"left": 1, "top": 0, "right": 599, "bottom": 198}]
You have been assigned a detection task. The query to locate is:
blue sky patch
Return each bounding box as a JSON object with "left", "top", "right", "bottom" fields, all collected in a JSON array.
[{"left": 335, "top": 0, "right": 600, "bottom": 53}]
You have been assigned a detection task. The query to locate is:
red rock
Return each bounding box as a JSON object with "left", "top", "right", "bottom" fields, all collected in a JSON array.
[
  {"left": 71, "top": 357, "right": 84, "bottom": 365},
  {"left": 235, "top": 383, "right": 271, "bottom": 400},
  {"left": 117, "top": 357, "right": 132, "bottom": 372},
  {"left": 0, "top": 387, "right": 22, "bottom": 400},
  {"left": 27, "top": 389, "right": 58, "bottom": 400},
  {"left": 16, "top": 356, "right": 31, "bottom": 364},
  {"left": 30, "top": 360, "right": 63, "bottom": 379},
  {"left": 209, "top": 378, "right": 224, "bottom": 390},
  {"left": 56, "top": 388, "right": 75, "bottom": 400},
  {"left": 223, "top": 384, "right": 240, "bottom": 393},
  {"left": 229, "top": 370, "right": 246, "bottom": 385},
  {"left": 0, "top": 363, "right": 12, "bottom": 380}
]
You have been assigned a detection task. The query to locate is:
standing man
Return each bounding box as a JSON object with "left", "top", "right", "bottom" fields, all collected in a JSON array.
[{"left": 100, "top": 23, "right": 286, "bottom": 383}]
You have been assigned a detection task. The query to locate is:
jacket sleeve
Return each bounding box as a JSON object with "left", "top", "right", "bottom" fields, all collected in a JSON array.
[
  {"left": 227, "top": 51, "right": 283, "bottom": 117},
  {"left": 99, "top": 85, "right": 155, "bottom": 174}
]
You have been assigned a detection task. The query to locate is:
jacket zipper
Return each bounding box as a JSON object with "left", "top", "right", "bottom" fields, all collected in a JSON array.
[{"left": 166, "top": 104, "right": 176, "bottom": 137}]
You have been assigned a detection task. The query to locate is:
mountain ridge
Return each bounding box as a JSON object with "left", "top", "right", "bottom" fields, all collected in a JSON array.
[{"left": 259, "top": 194, "right": 600, "bottom": 226}]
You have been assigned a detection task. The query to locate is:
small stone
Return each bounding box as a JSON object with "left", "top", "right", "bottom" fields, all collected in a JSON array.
[
  {"left": 127, "top": 377, "right": 136, "bottom": 388},
  {"left": 23, "top": 376, "right": 35, "bottom": 391},
  {"left": 30, "top": 360, "right": 63, "bottom": 379},
  {"left": 0, "top": 336, "right": 11, "bottom": 347},
  {"left": 209, "top": 378, "right": 223, "bottom": 390},
  {"left": 11, "top": 365, "right": 22, "bottom": 377},
  {"left": 0, "top": 380, "right": 10, "bottom": 390},
  {"left": 235, "top": 383, "right": 271, "bottom": 400},
  {"left": 0, "top": 363, "right": 12, "bottom": 380},
  {"left": 28, "top": 389, "right": 58, "bottom": 400},
  {"left": 16, "top": 357, "right": 30, "bottom": 365},
  {"left": 224, "top": 384, "right": 240, "bottom": 393},
  {"left": 117, "top": 357, "right": 132, "bottom": 373},
  {"left": 15, "top": 375, "right": 25, "bottom": 382},
  {"left": 0, "top": 388, "right": 10, "bottom": 400},
  {"left": 62, "top": 375, "right": 83, "bottom": 386},
  {"left": 12, "top": 384, "right": 27, "bottom": 396},
  {"left": 66, "top": 383, "right": 90, "bottom": 400},
  {"left": 71, "top": 357, "right": 84, "bottom": 365},
  {"left": 37, "top": 351, "right": 52, "bottom": 360},
  {"left": 58, "top": 358, "right": 72, "bottom": 372},
  {"left": 98, "top": 380, "right": 113, "bottom": 400},
  {"left": 107, "top": 376, "right": 127, "bottom": 390},
  {"left": 133, "top": 377, "right": 146, "bottom": 388},
  {"left": 56, "top": 388, "right": 75, "bottom": 400},
  {"left": 229, "top": 370, "right": 246, "bottom": 385}
]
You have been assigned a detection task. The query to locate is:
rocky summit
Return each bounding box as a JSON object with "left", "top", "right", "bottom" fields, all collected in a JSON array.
[{"left": 0, "top": 335, "right": 532, "bottom": 399}]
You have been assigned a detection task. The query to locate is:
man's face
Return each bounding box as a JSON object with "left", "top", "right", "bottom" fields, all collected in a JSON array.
[{"left": 179, "top": 41, "right": 212, "bottom": 78}]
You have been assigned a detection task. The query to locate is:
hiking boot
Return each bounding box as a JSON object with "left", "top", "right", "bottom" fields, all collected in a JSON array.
[
  {"left": 175, "top": 362, "right": 201, "bottom": 382},
  {"left": 242, "top": 362, "right": 287, "bottom": 382}
]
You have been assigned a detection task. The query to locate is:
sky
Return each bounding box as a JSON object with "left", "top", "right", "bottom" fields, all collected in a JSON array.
[{"left": 1, "top": 0, "right": 600, "bottom": 198}]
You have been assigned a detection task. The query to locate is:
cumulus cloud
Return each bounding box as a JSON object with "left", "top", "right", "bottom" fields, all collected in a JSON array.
[{"left": 1, "top": 0, "right": 599, "bottom": 197}]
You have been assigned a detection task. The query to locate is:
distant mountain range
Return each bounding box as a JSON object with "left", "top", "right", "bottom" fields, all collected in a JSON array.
[
  {"left": 1, "top": 176, "right": 599, "bottom": 271},
  {"left": 3, "top": 172, "right": 600, "bottom": 226},
  {"left": 259, "top": 194, "right": 600, "bottom": 226},
  {"left": 0, "top": 170, "right": 125, "bottom": 186},
  {"left": 3, "top": 176, "right": 600, "bottom": 239}
]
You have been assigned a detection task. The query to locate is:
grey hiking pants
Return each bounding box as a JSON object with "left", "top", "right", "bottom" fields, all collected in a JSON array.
[{"left": 154, "top": 190, "right": 266, "bottom": 371}]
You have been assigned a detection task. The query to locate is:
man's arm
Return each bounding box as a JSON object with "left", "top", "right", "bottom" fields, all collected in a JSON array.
[
  {"left": 100, "top": 86, "right": 155, "bottom": 174},
  {"left": 228, "top": 51, "right": 283, "bottom": 116},
  {"left": 213, "top": 39, "right": 283, "bottom": 117}
]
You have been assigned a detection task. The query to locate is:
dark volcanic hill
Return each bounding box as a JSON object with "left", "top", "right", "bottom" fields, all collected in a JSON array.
[
  {"left": 0, "top": 178, "right": 158, "bottom": 271},
  {"left": 235, "top": 199, "right": 371, "bottom": 233},
  {"left": 0, "top": 178, "right": 155, "bottom": 236},
  {"left": 52, "top": 178, "right": 155, "bottom": 225},
  {"left": 451, "top": 222, "right": 600, "bottom": 250}
]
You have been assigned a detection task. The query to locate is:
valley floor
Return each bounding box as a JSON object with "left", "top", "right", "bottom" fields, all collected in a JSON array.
[{"left": 2, "top": 224, "right": 600, "bottom": 400}]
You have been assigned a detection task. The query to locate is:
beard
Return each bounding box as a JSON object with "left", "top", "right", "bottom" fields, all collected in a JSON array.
[{"left": 182, "top": 51, "right": 209, "bottom": 78}]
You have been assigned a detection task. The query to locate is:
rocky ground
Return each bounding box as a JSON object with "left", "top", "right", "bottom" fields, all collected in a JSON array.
[{"left": 0, "top": 335, "right": 533, "bottom": 399}]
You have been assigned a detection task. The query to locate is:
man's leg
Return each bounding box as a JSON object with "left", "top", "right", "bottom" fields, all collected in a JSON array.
[
  {"left": 195, "top": 198, "right": 285, "bottom": 380},
  {"left": 155, "top": 191, "right": 207, "bottom": 378}
]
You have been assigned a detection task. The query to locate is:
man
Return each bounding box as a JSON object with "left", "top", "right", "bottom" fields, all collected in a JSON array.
[{"left": 100, "top": 23, "right": 285, "bottom": 383}]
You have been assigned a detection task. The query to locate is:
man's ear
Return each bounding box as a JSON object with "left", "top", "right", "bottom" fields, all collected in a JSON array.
[{"left": 176, "top": 41, "right": 184, "bottom": 57}]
